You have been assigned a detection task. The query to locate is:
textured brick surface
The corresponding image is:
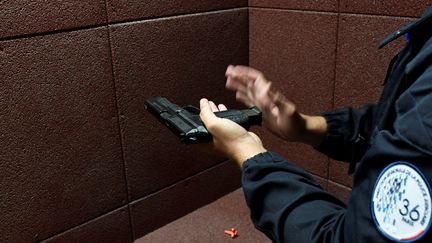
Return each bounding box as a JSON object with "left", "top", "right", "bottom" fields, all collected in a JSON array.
[
  {"left": 313, "top": 175, "right": 328, "bottom": 190},
  {"left": 107, "top": 0, "right": 247, "bottom": 23},
  {"left": 3, "top": 1, "right": 426, "bottom": 241},
  {"left": 0, "top": 0, "right": 107, "bottom": 39},
  {"left": 130, "top": 161, "right": 242, "bottom": 239},
  {"left": 330, "top": 14, "right": 413, "bottom": 190},
  {"left": 327, "top": 181, "right": 352, "bottom": 205},
  {"left": 136, "top": 188, "right": 270, "bottom": 243},
  {"left": 249, "top": 0, "right": 338, "bottom": 12},
  {"left": 329, "top": 159, "right": 353, "bottom": 187},
  {"left": 110, "top": 9, "right": 248, "bottom": 200},
  {"left": 42, "top": 207, "right": 132, "bottom": 243},
  {"left": 253, "top": 126, "right": 329, "bottom": 177},
  {"left": 340, "top": 0, "right": 429, "bottom": 17},
  {"left": 334, "top": 14, "right": 411, "bottom": 109},
  {"left": 0, "top": 28, "right": 127, "bottom": 241},
  {"left": 250, "top": 9, "right": 337, "bottom": 177}
]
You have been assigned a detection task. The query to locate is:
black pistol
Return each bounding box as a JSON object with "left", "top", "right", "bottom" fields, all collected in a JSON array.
[{"left": 144, "top": 97, "right": 262, "bottom": 144}]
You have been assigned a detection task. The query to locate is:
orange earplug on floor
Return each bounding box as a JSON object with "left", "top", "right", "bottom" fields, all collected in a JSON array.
[{"left": 224, "top": 228, "right": 238, "bottom": 238}]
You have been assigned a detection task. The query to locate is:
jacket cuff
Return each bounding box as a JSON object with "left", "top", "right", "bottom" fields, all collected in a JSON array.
[
  {"left": 242, "top": 151, "right": 285, "bottom": 170},
  {"left": 314, "top": 109, "right": 350, "bottom": 161}
]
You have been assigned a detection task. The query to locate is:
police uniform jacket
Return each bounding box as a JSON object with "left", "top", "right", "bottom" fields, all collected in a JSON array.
[{"left": 241, "top": 7, "right": 432, "bottom": 243}]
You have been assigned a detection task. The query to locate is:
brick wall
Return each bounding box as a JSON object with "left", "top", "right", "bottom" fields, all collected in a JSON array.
[
  {"left": 1, "top": 1, "right": 429, "bottom": 242},
  {"left": 249, "top": 0, "right": 429, "bottom": 202},
  {"left": 0, "top": 1, "right": 247, "bottom": 242}
]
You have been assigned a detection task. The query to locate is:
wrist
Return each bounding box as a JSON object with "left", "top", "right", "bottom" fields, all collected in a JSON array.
[
  {"left": 231, "top": 145, "right": 267, "bottom": 167},
  {"left": 227, "top": 133, "right": 267, "bottom": 166},
  {"left": 298, "top": 114, "right": 328, "bottom": 147}
]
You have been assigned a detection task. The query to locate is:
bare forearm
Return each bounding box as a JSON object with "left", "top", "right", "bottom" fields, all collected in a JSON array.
[
  {"left": 229, "top": 114, "right": 325, "bottom": 166},
  {"left": 231, "top": 143, "right": 267, "bottom": 167},
  {"left": 298, "top": 114, "right": 328, "bottom": 147}
]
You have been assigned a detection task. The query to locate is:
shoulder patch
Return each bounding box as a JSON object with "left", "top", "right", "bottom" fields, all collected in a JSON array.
[{"left": 372, "top": 162, "right": 432, "bottom": 242}]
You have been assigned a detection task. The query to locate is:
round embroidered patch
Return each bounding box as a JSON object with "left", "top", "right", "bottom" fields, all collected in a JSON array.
[{"left": 372, "top": 162, "right": 432, "bottom": 242}]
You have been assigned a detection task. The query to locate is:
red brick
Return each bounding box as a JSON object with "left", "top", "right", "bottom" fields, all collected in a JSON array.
[
  {"left": 249, "top": 8, "right": 337, "bottom": 116},
  {"left": 340, "top": 0, "right": 428, "bottom": 17},
  {"left": 109, "top": 9, "right": 248, "bottom": 200},
  {"left": 249, "top": 0, "right": 337, "bottom": 12},
  {"left": 253, "top": 126, "right": 329, "bottom": 177},
  {"left": 250, "top": 9, "right": 338, "bottom": 177},
  {"left": 313, "top": 175, "right": 328, "bottom": 190},
  {"left": 130, "top": 161, "right": 242, "bottom": 239},
  {"left": 42, "top": 207, "right": 132, "bottom": 243},
  {"left": 0, "top": 28, "right": 127, "bottom": 241},
  {"left": 0, "top": 0, "right": 107, "bottom": 38},
  {"left": 107, "top": 0, "right": 247, "bottom": 23},
  {"left": 334, "top": 14, "right": 412, "bottom": 108},
  {"left": 329, "top": 159, "right": 353, "bottom": 187},
  {"left": 327, "top": 180, "right": 352, "bottom": 205}
]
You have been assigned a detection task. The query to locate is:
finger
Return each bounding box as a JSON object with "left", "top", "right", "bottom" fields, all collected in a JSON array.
[
  {"left": 225, "top": 64, "right": 235, "bottom": 76},
  {"left": 236, "top": 92, "right": 254, "bottom": 107},
  {"left": 254, "top": 79, "right": 273, "bottom": 108},
  {"left": 246, "top": 78, "right": 255, "bottom": 98},
  {"left": 269, "top": 91, "right": 286, "bottom": 109},
  {"left": 226, "top": 66, "right": 262, "bottom": 91},
  {"left": 209, "top": 100, "right": 219, "bottom": 112},
  {"left": 200, "top": 98, "right": 217, "bottom": 126},
  {"left": 241, "top": 77, "right": 272, "bottom": 113},
  {"left": 226, "top": 76, "right": 248, "bottom": 92},
  {"left": 226, "top": 65, "right": 263, "bottom": 80},
  {"left": 218, "top": 104, "right": 228, "bottom": 111}
]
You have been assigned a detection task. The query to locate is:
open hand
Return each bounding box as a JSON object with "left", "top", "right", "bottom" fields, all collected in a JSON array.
[
  {"left": 199, "top": 98, "right": 266, "bottom": 166},
  {"left": 225, "top": 65, "right": 327, "bottom": 146},
  {"left": 225, "top": 65, "right": 305, "bottom": 142}
]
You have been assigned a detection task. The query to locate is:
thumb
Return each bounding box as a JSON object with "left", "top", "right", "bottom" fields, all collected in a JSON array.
[{"left": 199, "top": 98, "right": 217, "bottom": 127}]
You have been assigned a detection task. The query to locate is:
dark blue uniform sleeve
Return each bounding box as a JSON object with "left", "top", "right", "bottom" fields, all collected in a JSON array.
[
  {"left": 314, "top": 105, "right": 377, "bottom": 163},
  {"left": 242, "top": 152, "right": 347, "bottom": 243},
  {"left": 313, "top": 50, "right": 401, "bottom": 164},
  {"left": 241, "top": 41, "right": 432, "bottom": 243}
]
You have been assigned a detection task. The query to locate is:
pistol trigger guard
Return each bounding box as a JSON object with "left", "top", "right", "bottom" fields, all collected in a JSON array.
[{"left": 182, "top": 105, "right": 200, "bottom": 115}]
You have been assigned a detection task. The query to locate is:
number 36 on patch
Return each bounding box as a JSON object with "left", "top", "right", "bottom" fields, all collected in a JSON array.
[{"left": 372, "top": 162, "right": 432, "bottom": 242}]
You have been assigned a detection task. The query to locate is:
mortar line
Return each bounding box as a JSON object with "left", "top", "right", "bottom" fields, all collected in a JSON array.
[
  {"left": 0, "top": 7, "right": 247, "bottom": 42},
  {"left": 39, "top": 159, "right": 231, "bottom": 242},
  {"left": 103, "top": 1, "right": 134, "bottom": 240},
  {"left": 128, "top": 159, "right": 232, "bottom": 205},
  {"left": 39, "top": 204, "right": 131, "bottom": 242},
  {"left": 105, "top": 22, "right": 135, "bottom": 243},
  {"left": 248, "top": 6, "right": 420, "bottom": 19},
  {"left": 326, "top": 0, "right": 342, "bottom": 183},
  {"left": 0, "top": 7, "right": 415, "bottom": 43}
]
